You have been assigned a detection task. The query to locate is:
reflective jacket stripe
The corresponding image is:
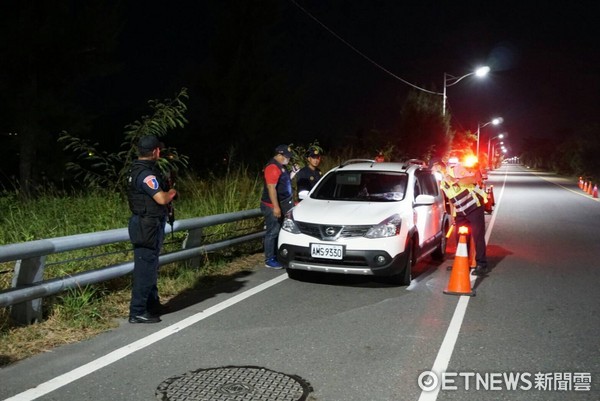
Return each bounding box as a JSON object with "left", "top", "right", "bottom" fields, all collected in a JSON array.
[
  {"left": 452, "top": 189, "right": 479, "bottom": 215},
  {"left": 441, "top": 181, "right": 481, "bottom": 216}
]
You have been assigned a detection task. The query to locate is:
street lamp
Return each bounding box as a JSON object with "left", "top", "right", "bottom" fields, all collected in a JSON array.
[
  {"left": 495, "top": 144, "right": 508, "bottom": 165},
  {"left": 476, "top": 117, "right": 503, "bottom": 160},
  {"left": 443, "top": 66, "right": 490, "bottom": 116},
  {"left": 487, "top": 133, "right": 505, "bottom": 170}
]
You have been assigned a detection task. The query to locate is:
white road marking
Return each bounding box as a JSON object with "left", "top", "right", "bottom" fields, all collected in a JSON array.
[
  {"left": 6, "top": 167, "right": 521, "bottom": 401},
  {"left": 532, "top": 171, "right": 600, "bottom": 202},
  {"left": 417, "top": 167, "right": 508, "bottom": 401},
  {"left": 5, "top": 273, "right": 289, "bottom": 401}
]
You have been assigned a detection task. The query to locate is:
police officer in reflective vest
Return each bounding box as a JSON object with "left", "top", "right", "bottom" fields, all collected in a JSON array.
[
  {"left": 127, "top": 135, "right": 177, "bottom": 323},
  {"left": 441, "top": 161, "right": 489, "bottom": 276}
]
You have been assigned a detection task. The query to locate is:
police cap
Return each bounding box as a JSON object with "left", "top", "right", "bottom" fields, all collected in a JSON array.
[{"left": 137, "top": 136, "right": 163, "bottom": 152}]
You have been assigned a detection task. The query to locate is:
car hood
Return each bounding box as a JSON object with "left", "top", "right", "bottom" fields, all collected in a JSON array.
[{"left": 292, "top": 199, "right": 403, "bottom": 225}]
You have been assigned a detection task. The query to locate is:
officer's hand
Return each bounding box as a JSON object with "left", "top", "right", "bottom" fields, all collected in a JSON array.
[{"left": 290, "top": 164, "right": 300, "bottom": 180}]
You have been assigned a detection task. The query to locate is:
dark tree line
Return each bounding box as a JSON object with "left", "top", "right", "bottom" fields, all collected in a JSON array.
[
  {"left": 520, "top": 124, "right": 600, "bottom": 181},
  {"left": 2, "top": 1, "right": 596, "bottom": 196},
  {"left": 0, "top": 1, "right": 304, "bottom": 190},
  {"left": 0, "top": 1, "right": 122, "bottom": 196}
]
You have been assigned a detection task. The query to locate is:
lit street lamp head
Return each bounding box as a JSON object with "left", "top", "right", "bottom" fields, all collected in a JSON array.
[
  {"left": 477, "top": 116, "right": 504, "bottom": 160},
  {"left": 475, "top": 66, "right": 490, "bottom": 77},
  {"left": 442, "top": 65, "right": 491, "bottom": 116}
]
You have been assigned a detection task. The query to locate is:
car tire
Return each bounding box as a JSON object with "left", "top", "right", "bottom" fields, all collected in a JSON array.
[
  {"left": 431, "top": 228, "right": 447, "bottom": 262},
  {"left": 390, "top": 239, "right": 413, "bottom": 285},
  {"left": 286, "top": 268, "right": 305, "bottom": 281}
]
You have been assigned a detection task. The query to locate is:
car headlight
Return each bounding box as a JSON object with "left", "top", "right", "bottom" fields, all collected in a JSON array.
[
  {"left": 281, "top": 212, "right": 301, "bottom": 234},
  {"left": 365, "top": 214, "right": 402, "bottom": 238}
]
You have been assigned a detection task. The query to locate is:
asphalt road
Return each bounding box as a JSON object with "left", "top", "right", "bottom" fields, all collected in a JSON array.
[{"left": 1, "top": 165, "right": 599, "bottom": 401}]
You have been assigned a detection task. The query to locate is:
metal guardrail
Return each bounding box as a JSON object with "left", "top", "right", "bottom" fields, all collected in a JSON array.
[{"left": 0, "top": 209, "right": 264, "bottom": 325}]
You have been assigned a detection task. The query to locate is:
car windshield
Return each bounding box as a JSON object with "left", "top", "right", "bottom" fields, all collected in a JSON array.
[{"left": 312, "top": 171, "right": 408, "bottom": 201}]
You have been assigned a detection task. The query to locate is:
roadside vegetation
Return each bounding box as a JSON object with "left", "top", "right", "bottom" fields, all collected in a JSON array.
[
  {"left": 0, "top": 141, "right": 374, "bottom": 366},
  {"left": 2, "top": 84, "right": 598, "bottom": 367},
  {"left": 0, "top": 86, "right": 373, "bottom": 366},
  {"left": 519, "top": 123, "right": 600, "bottom": 183},
  {"left": 0, "top": 167, "right": 263, "bottom": 366}
]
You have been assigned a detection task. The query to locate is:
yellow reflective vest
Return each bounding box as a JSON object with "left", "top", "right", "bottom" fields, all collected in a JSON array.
[{"left": 440, "top": 164, "right": 487, "bottom": 216}]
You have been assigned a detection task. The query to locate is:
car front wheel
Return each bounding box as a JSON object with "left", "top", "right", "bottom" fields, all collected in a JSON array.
[
  {"left": 390, "top": 239, "right": 413, "bottom": 286},
  {"left": 286, "top": 268, "right": 305, "bottom": 281},
  {"left": 432, "top": 229, "right": 447, "bottom": 261}
]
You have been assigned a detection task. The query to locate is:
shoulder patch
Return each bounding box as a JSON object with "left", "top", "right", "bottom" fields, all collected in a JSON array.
[{"left": 143, "top": 175, "right": 159, "bottom": 190}]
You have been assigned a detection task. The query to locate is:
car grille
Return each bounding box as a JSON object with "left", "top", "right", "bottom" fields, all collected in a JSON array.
[
  {"left": 296, "top": 222, "right": 371, "bottom": 240},
  {"left": 294, "top": 253, "right": 368, "bottom": 267}
]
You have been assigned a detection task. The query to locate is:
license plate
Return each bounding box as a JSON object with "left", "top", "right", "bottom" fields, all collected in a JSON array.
[{"left": 310, "top": 243, "right": 344, "bottom": 260}]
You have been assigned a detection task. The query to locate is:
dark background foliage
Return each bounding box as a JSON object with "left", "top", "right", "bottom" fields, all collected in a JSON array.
[{"left": 1, "top": 1, "right": 599, "bottom": 193}]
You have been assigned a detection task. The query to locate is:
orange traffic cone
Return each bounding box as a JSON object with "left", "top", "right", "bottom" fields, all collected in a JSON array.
[
  {"left": 587, "top": 181, "right": 593, "bottom": 195},
  {"left": 444, "top": 226, "right": 475, "bottom": 296},
  {"left": 484, "top": 197, "right": 492, "bottom": 214},
  {"left": 484, "top": 185, "right": 495, "bottom": 214},
  {"left": 583, "top": 181, "right": 589, "bottom": 193},
  {"left": 579, "top": 177, "right": 583, "bottom": 189}
]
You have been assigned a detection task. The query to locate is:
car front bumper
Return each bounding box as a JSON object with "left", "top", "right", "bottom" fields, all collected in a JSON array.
[{"left": 278, "top": 244, "right": 409, "bottom": 277}]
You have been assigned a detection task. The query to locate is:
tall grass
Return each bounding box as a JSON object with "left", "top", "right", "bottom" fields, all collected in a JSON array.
[
  {"left": 177, "top": 165, "right": 262, "bottom": 217},
  {"left": 0, "top": 164, "right": 265, "bottom": 365},
  {"left": 0, "top": 190, "right": 129, "bottom": 243},
  {"left": 0, "top": 151, "right": 371, "bottom": 365}
]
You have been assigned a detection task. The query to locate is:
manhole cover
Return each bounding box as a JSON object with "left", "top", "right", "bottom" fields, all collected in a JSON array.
[{"left": 156, "top": 366, "right": 313, "bottom": 400}]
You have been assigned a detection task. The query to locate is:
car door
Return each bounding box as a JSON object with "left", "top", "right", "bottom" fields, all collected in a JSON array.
[{"left": 413, "top": 172, "right": 442, "bottom": 244}]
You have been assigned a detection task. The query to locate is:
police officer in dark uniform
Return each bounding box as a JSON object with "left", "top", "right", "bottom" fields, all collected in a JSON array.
[
  {"left": 261, "top": 144, "right": 294, "bottom": 269},
  {"left": 295, "top": 146, "right": 323, "bottom": 200},
  {"left": 127, "top": 135, "right": 177, "bottom": 323}
]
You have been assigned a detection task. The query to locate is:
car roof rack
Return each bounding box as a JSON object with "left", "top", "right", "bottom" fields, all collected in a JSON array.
[{"left": 339, "top": 159, "right": 376, "bottom": 167}]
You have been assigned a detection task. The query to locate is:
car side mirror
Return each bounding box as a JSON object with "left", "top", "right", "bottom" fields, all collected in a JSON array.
[
  {"left": 298, "top": 190, "right": 309, "bottom": 200},
  {"left": 414, "top": 194, "right": 435, "bottom": 206}
]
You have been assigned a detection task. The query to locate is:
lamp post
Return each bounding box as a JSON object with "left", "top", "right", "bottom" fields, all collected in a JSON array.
[
  {"left": 443, "top": 66, "right": 490, "bottom": 116},
  {"left": 476, "top": 117, "right": 503, "bottom": 161},
  {"left": 488, "top": 134, "right": 505, "bottom": 170},
  {"left": 493, "top": 144, "right": 508, "bottom": 167}
]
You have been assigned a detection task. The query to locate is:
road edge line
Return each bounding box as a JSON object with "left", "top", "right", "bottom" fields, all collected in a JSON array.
[
  {"left": 5, "top": 274, "right": 289, "bottom": 401},
  {"left": 417, "top": 166, "right": 508, "bottom": 400}
]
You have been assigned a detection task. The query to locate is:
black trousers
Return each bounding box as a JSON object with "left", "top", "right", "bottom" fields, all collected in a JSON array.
[
  {"left": 455, "top": 205, "right": 487, "bottom": 268},
  {"left": 128, "top": 215, "right": 165, "bottom": 316}
]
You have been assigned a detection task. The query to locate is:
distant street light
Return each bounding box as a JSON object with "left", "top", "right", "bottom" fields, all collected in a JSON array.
[
  {"left": 443, "top": 66, "right": 490, "bottom": 116},
  {"left": 477, "top": 117, "right": 503, "bottom": 160},
  {"left": 488, "top": 133, "right": 506, "bottom": 170}
]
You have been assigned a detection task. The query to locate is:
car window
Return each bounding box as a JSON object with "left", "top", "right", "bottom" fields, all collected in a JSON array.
[
  {"left": 313, "top": 171, "right": 408, "bottom": 201},
  {"left": 416, "top": 172, "right": 439, "bottom": 196},
  {"left": 414, "top": 179, "right": 421, "bottom": 198}
]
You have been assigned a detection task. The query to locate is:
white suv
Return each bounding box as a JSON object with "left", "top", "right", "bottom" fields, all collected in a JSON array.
[{"left": 278, "top": 159, "right": 450, "bottom": 285}]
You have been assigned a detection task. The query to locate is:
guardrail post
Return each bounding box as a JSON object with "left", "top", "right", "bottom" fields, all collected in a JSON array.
[
  {"left": 182, "top": 228, "right": 203, "bottom": 268},
  {"left": 11, "top": 256, "right": 46, "bottom": 325}
]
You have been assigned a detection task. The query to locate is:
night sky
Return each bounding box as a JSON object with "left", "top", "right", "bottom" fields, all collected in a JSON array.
[
  {"left": 119, "top": 1, "right": 598, "bottom": 156},
  {"left": 1, "top": 1, "right": 599, "bottom": 176}
]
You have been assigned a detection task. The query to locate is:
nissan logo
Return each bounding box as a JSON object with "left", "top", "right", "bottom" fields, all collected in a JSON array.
[{"left": 325, "top": 227, "right": 336, "bottom": 236}]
